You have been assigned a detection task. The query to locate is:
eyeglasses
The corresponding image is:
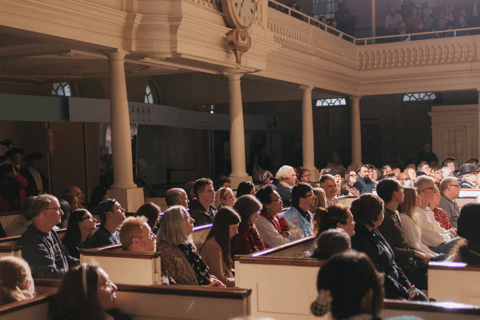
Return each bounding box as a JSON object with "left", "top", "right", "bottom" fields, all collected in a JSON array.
[
  {"left": 450, "top": 184, "right": 460, "bottom": 188},
  {"left": 46, "top": 207, "right": 61, "bottom": 212},
  {"left": 100, "top": 280, "right": 117, "bottom": 291},
  {"left": 137, "top": 232, "right": 156, "bottom": 240}
]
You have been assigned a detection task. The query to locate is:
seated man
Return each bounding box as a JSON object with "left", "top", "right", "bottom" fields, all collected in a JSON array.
[
  {"left": 119, "top": 216, "right": 156, "bottom": 252},
  {"left": 255, "top": 185, "right": 303, "bottom": 248},
  {"left": 274, "top": 165, "right": 297, "bottom": 207},
  {"left": 438, "top": 177, "right": 460, "bottom": 228},
  {"left": 63, "top": 185, "right": 85, "bottom": 206},
  {"left": 165, "top": 188, "right": 189, "bottom": 208},
  {"left": 320, "top": 174, "right": 338, "bottom": 207},
  {"left": 92, "top": 199, "right": 126, "bottom": 247},
  {"left": 282, "top": 182, "right": 315, "bottom": 237},
  {"left": 17, "top": 194, "right": 79, "bottom": 278},
  {"left": 189, "top": 178, "right": 217, "bottom": 226},
  {"left": 414, "top": 176, "right": 457, "bottom": 254},
  {"left": 355, "top": 165, "right": 376, "bottom": 194},
  {"left": 457, "top": 163, "right": 480, "bottom": 189},
  {"left": 416, "top": 163, "right": 431, "bottom": 177}
]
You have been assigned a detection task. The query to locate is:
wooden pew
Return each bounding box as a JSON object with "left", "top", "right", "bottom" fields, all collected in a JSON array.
[
  {"left": 192, "top": 223, "right": 212, "bottom": 249},
  {"left": 382, "top": 299, "right": 480, "bottom": 320},
  {"left": 0, "top": 245, "right": 22, "bottom": 258},
  {"left": 457, "top": 196, "right": 479, "bottom": 209},
  {"left": 428, "top": 261, "right": 480, "bottom": 306},
  {"left": 458, "top": 189, "right": 480, "bottom": 199},
  {"left": 0, "top": 211, "right": 26, "bottom": 236},
  {"left": 337, "top": 195, "right": 357, "bottom": 208},
  {"left": 0, "top": 292, "right": 54, "bottom": 320},
  {"left": 0, "top": 228, "right": 67, "bottom": 247}
]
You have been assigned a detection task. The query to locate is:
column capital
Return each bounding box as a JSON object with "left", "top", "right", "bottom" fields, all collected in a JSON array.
[
  {"left": 299, "top": 85, "right": 314, "bottom": 92},
  {"left": 106, "top": 50, "right": 127, "bottom": 60},
  {"left": 350, "top": 96, "right": 362, "bottom": 102},
  {"left": 223, "top": 69, "right": 244, "bottom": 80}
]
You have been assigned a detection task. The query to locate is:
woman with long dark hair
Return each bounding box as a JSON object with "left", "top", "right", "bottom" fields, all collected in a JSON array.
[
  {"left": 231, "top": 195, "right": 265, "bottom": 255},
  {"left": 200, "top": 207, "right": 241, "bottom": 287},
  {"left": 87, "top": 186, "right": 110, "bottom": 215},
  {"left": 63, "top": 209, "right": 98, "bottom": 259}
]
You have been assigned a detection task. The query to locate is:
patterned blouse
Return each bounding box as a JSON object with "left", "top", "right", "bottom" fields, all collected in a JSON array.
[{"left": 432, "top": 207, "right": 454, "bottom": 230}]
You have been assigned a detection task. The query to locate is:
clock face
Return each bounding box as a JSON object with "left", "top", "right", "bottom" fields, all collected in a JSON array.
[{"left": 230, "top": 0, "right": 256, "bottom": 29}]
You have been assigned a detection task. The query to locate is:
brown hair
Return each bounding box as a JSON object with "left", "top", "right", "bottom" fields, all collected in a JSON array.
[
  {"left": 233, "top": 195, "right": 262, "bottom": 225},
  {"left": 350, "top": 194, "right": 384, "bottom": 229},
  {"left": 398, "top": 187, "right": 418, "bottom": 225},
  {"left": 316, "top": 205, "right": 350, "bottom": 234},
  {"left": 0, "top": 257, "right": 35, "bottom": 306}
]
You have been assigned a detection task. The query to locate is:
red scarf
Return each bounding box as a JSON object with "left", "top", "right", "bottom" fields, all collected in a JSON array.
[{"left": 260, "top": 210, "right": 289, "bottom": 233}]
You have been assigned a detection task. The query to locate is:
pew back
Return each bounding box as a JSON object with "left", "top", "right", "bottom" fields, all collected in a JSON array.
[
  {"left": 338, "top": 195, "right": 357, "bottom": 208},
  {"left": 0, "top": 228, "right": 67, "bottom": 247},
  {"left": 0, "top": 293, "right": 53, "bottom": 320},
  {"left": 192, "top": 224, "right": 212, "bottom": 249},
  {"left": 382, "top": 299, "right": 480, "bottom": 319},
  {"left": 0, "top": 211, "right": 26, "bottom": 237},
  {"left": 0, "top": 246, "right": 22, "bottom": 258}
]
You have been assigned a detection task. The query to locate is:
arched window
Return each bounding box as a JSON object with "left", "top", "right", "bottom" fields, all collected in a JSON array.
[
  {"left": 145, "top": 82, "right": 159, "bottom": 104},
  {"left": 52, "top": 82, "right": 73, "bottom": 96}
]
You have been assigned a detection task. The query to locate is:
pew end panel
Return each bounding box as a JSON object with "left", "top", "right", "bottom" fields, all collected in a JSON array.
[
  {"left": 80, "top": 249, "right": 162, "bottom": 285},
  {"left": 0, "top": 292, "right": 54, "bottom": 320},
  {"left": 0, "top": 211, "right": 26, "bottom": 237},
  {"left": 338, "top": 195, "right": 357, "bottom": 208}
]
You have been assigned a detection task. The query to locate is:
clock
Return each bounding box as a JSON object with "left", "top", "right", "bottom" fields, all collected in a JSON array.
[{"left": 221, "top": 0, "right": 257, "bottom": 31}]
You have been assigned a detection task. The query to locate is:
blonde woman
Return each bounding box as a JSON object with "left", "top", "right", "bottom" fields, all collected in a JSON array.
[
  {"left": 0, "top": 256, "right": 35, "bottom": 306},
  {"left": 214, "top": 187, "right": 235, "bottom": 209},
  {"left": 398, "top": 187, "right": 437, "bottom": 258}
]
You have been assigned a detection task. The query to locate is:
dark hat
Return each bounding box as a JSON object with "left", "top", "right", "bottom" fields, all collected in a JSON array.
[
  {"left": 98, "top": 199, "right": 116, "bottom": 222},
  {"left": 457, "top": 163, "right": 480, "bottom": 177},
  {"left": 441, "top": 157, "right": 456, "bottom": 167},
  {"left": 4, "top": 148, "right": 25, "bottom": 158},
  {"left": 457, "top": 203, "right": 480, "bottom": 241},
  {"left": 23, "top": 152, "right": 43, "bottom": 162}
]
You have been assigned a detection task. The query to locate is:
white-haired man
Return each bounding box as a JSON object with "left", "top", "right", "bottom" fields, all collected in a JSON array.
[{"left": 275, "top": 165, "right": 296, "bottom": 207}]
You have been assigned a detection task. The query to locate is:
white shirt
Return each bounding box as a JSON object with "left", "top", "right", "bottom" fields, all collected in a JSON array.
[
  {"left": 414, "top": 206, "right": 452, "bottom": 247},
  {"left": 399, "top": 213, "right": 436, "bottom": 258},
  {"left": 255, "top": 215, "right": 303, "bottom": 248}
]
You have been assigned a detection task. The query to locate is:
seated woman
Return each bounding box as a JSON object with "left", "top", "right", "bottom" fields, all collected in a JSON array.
[
  {"left": 399, "top": 187, "right": 439, "bottom": 259},
  {"left": 63, "top": 209, "right": 98, "bottom": 259},
  {"left": 49, "top": 262, "right": 132, "bottom": 320},
  {"left": 350, "top": 194, "right": 426, "bottom": 301},
  {"left": 311, "top": 228, "right": 351, "bottom": 260},
  {"left": 200, "top": 207, "right": 240, "bottom": 287},
  {"left": 134, "top": 202, "right": 161, "bottom": 234},
  {"left": 86, "top": 186, "right": 110, "bottom": 216},
  {"left": 341, "top": 170, "right": 360, "bottom": 197},
  {"left": 236, "top": 181, "right": 255, "bottom": 198},
  {"left": 311, "top": 251, "right": 383, "bottom": 319},
  {"left": 449, "top": 203, "right": 480, "bottom": 264},
  {"left": 296, "top": 167, "right": 311, "bottom": 184},
  {"left": 156, "top": 205, "right": 225, "bottom": 287},
  {"left": 61, "top": 193, "right": 81, "bottom": 213},
  {"left": 231, "top": 195, "right": 265, "bottom": 255},
  {"left": 214, "top": 187, "right": 235, "bottom": 209},
  {"left": 0, "top": 256, "right": 35, "bottom": 306},
  {"left": 315, "top": 205, "right": 356, "bottom": 237}
]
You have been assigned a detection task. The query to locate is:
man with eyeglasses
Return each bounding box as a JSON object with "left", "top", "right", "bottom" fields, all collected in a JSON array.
[
  {"left": 282, "top": 182, "right": 315, "bottom": 237},
  {"left": 18, "top": 194, "right": 79, "bottom": 278},
  {"left": 438, "top": 177, "right": 461, "bottom": 228},
  {"left": 119, "top": 216, "right": 156, "bottom": 252}
]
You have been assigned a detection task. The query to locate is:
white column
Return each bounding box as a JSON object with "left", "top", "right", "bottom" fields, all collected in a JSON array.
[
  {"left": 107, "top": 52, "right": 143, "bottom": 212},
  {"left": 350, "top": 96, "right": 362, "bottom": 169},
  {"left": 300, "top": 85, "right": 319, "bottom": 182},
  {"left": 225, "top": 72, "right": 252, "bottom": 189}
]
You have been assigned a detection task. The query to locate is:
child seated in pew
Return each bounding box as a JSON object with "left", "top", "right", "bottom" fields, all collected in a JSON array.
[
  {"left": 49, "top": 262, "right": 132, "bottom": 320},
  {"left": 448, "top": 203, "right": 480, "bottom": 264},
  {"left": 0, "top": 256, "right": 35, "bottom": 305},
  {"left": 311, "top": 251, "right": 383, "bottom": 320}
]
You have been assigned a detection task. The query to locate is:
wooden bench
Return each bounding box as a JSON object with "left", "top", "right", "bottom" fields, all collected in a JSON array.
[
  {"left": 428, "top": 261, "right": 480, "bottom": 306},
  {"left": 458, "top": 189, "right": 480, "bottom": 200},
  {"left": 0, "top": 228, "right": 67, "bottom": 247},
  {"left": 0, "top": 245, "right": 22, "bottom": 258},
  {"left": 382, "top": 299, "right": 480, "bottom": 319},
  {"left": 0, "top": 211, "right": 26, "bottom": 237},
  {"left": 338, "top": 195, "right": 358, "bottom": 208},
  {"left": 0, "top": 292, "right": 54, "bottom": 320}
]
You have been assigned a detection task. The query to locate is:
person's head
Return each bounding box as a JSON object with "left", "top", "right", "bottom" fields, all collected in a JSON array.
[
  {"left": 417, "top": 163, "right": 431, "bottom": 175},
  {"left": 398, "top": 187, "right": 419, "bottom": 220},
  {"left": 428, "top": 186, "right": 442, "bottom": 210},
  {"left": 311, "top": 251, "right": 383, "bottom": 319},
  {"left": 21, "top": 196, "right": 37, "bottom": 221},
  {"left": 236, "top": 181, "right": 255, "bottom": 198},
  {"left": 291, "top": 182, "right": 315, "bottom": 211},
  {"left": 31, "top": 194, "right": 64, "bottom": 231},
  {"left": 23, "top": 152, "right": 43, "bottom": 170},
  {"left": 444, "top": 159, "right": 456, "bottom": 173},
  {"left": 65, "top": 209, "right": 97, "bottom": 243},
  {"left": 311, "top": 188, "right": 327, "bottom": 213},
  {"left": 0, "top": 256, "right": 35, "bottom": 305},
  {"left": 319, "top": 175, "right": 336, "bottom": 199},
  {"left": 215, "top": 187, "right": 235, "bottom": 209},
  {"left": 64, "top": 185, "right": 85, "bottom": 204},
  {"left": 423, "top": 143, "right": 431, "bottom": 153},
  {"left": 393, "top": 167, "right": 401, "bottom": 178},
  {"left": 377, "top": 178, "right": 404, "bottom": 205},
  {"left": 297, "top": 167, "right": 311, "bottom": 183},
  {"left": 134, "top": 202, "right": 161, "bottom": 231},
  {"left": 440, "top": 177, "right": 460, "bottom": 199},
  {"left": 205, "top": 207, "right": 241, "bottom": 269},
  {"left": 466, "top": 159, "right": 480, "bottom": 166},
  {"left": 457, "top": 203, "right": 480, "bottom": 248},
  {"left": 276, "top": 165, "right": 296, "bottom": 186},
  {"left": 193, "top": 178, "right": 215, "bottom": 204},
  {"left": 216, "top": 176, "right": 231, "bottom": 189},
  {"left": 156, "top": 205, "right": 194, "bottom": 247},
  {"left": 432, "top": 166, "right": 443, "bottom": 183},
  {"left": 350, "top": 194, "right": 384, "bottom": 230},
  {"left": 120, "top": 216, "right": 156, "bottom": 252},
  {"left": 316, "top": 205, "right": 355, "bottom": 237},
  {"left": 397, "top": 172, "right": 408, "bottom": 186},
  {"left": 358, "top": 165, "right": 369, "bottom": 179},
  {"left": 233, "top": 195, "right": 262, "bottom": 227},
  {"left": 414, "top": 175, "right": 436, "bottom": 206},
  {"left": 184, "top": 181, "right": 195, "bottom": 201},
  {"left": 165, "top": 188, "right": 189, "bottom": 208},
  {"left": 62, "top": 193, "right": 81, "bottom": 212},
  {"left": 49, "top": 263, "right": 118, "bottom": 320},
  {"left": 256, "top": 184, "right": 283, "bottom": 215},
  {"left": 98, "top": 199, "right": 125, "bottom": 226},
  {"left": 89, "top": 186, "right": 110, "bottom": 208},
  {"left": 4, "top": 148, "right": 24, "bottom": 166},
  {"left": 311, "top": 228, "right": 351, "bottom": 260},
  {"left": 406, "top": 168, "right": 417, "bottom": 180},
  {"left": 458, "top": 164, "right": 480, "bottom": 184},
  {"left": 345, "top": 170, "right": 357, "bottom": 186}
]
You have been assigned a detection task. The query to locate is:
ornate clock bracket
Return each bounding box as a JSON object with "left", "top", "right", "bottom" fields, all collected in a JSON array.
[{"left": 225, "top": 29, "right": 251, "bottom": 69}]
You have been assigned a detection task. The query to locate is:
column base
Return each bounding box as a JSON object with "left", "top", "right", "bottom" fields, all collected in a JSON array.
[
  {"left": 109, "top": 187, "right": 144, "bottom": 213},
  {"left": 229, "top": 175, "right": 252, "bottom": 190}
]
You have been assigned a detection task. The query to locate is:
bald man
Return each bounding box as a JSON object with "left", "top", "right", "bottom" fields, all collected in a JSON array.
[{"left": 165, "top": 188, "right": 189, "bottom": 208}]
